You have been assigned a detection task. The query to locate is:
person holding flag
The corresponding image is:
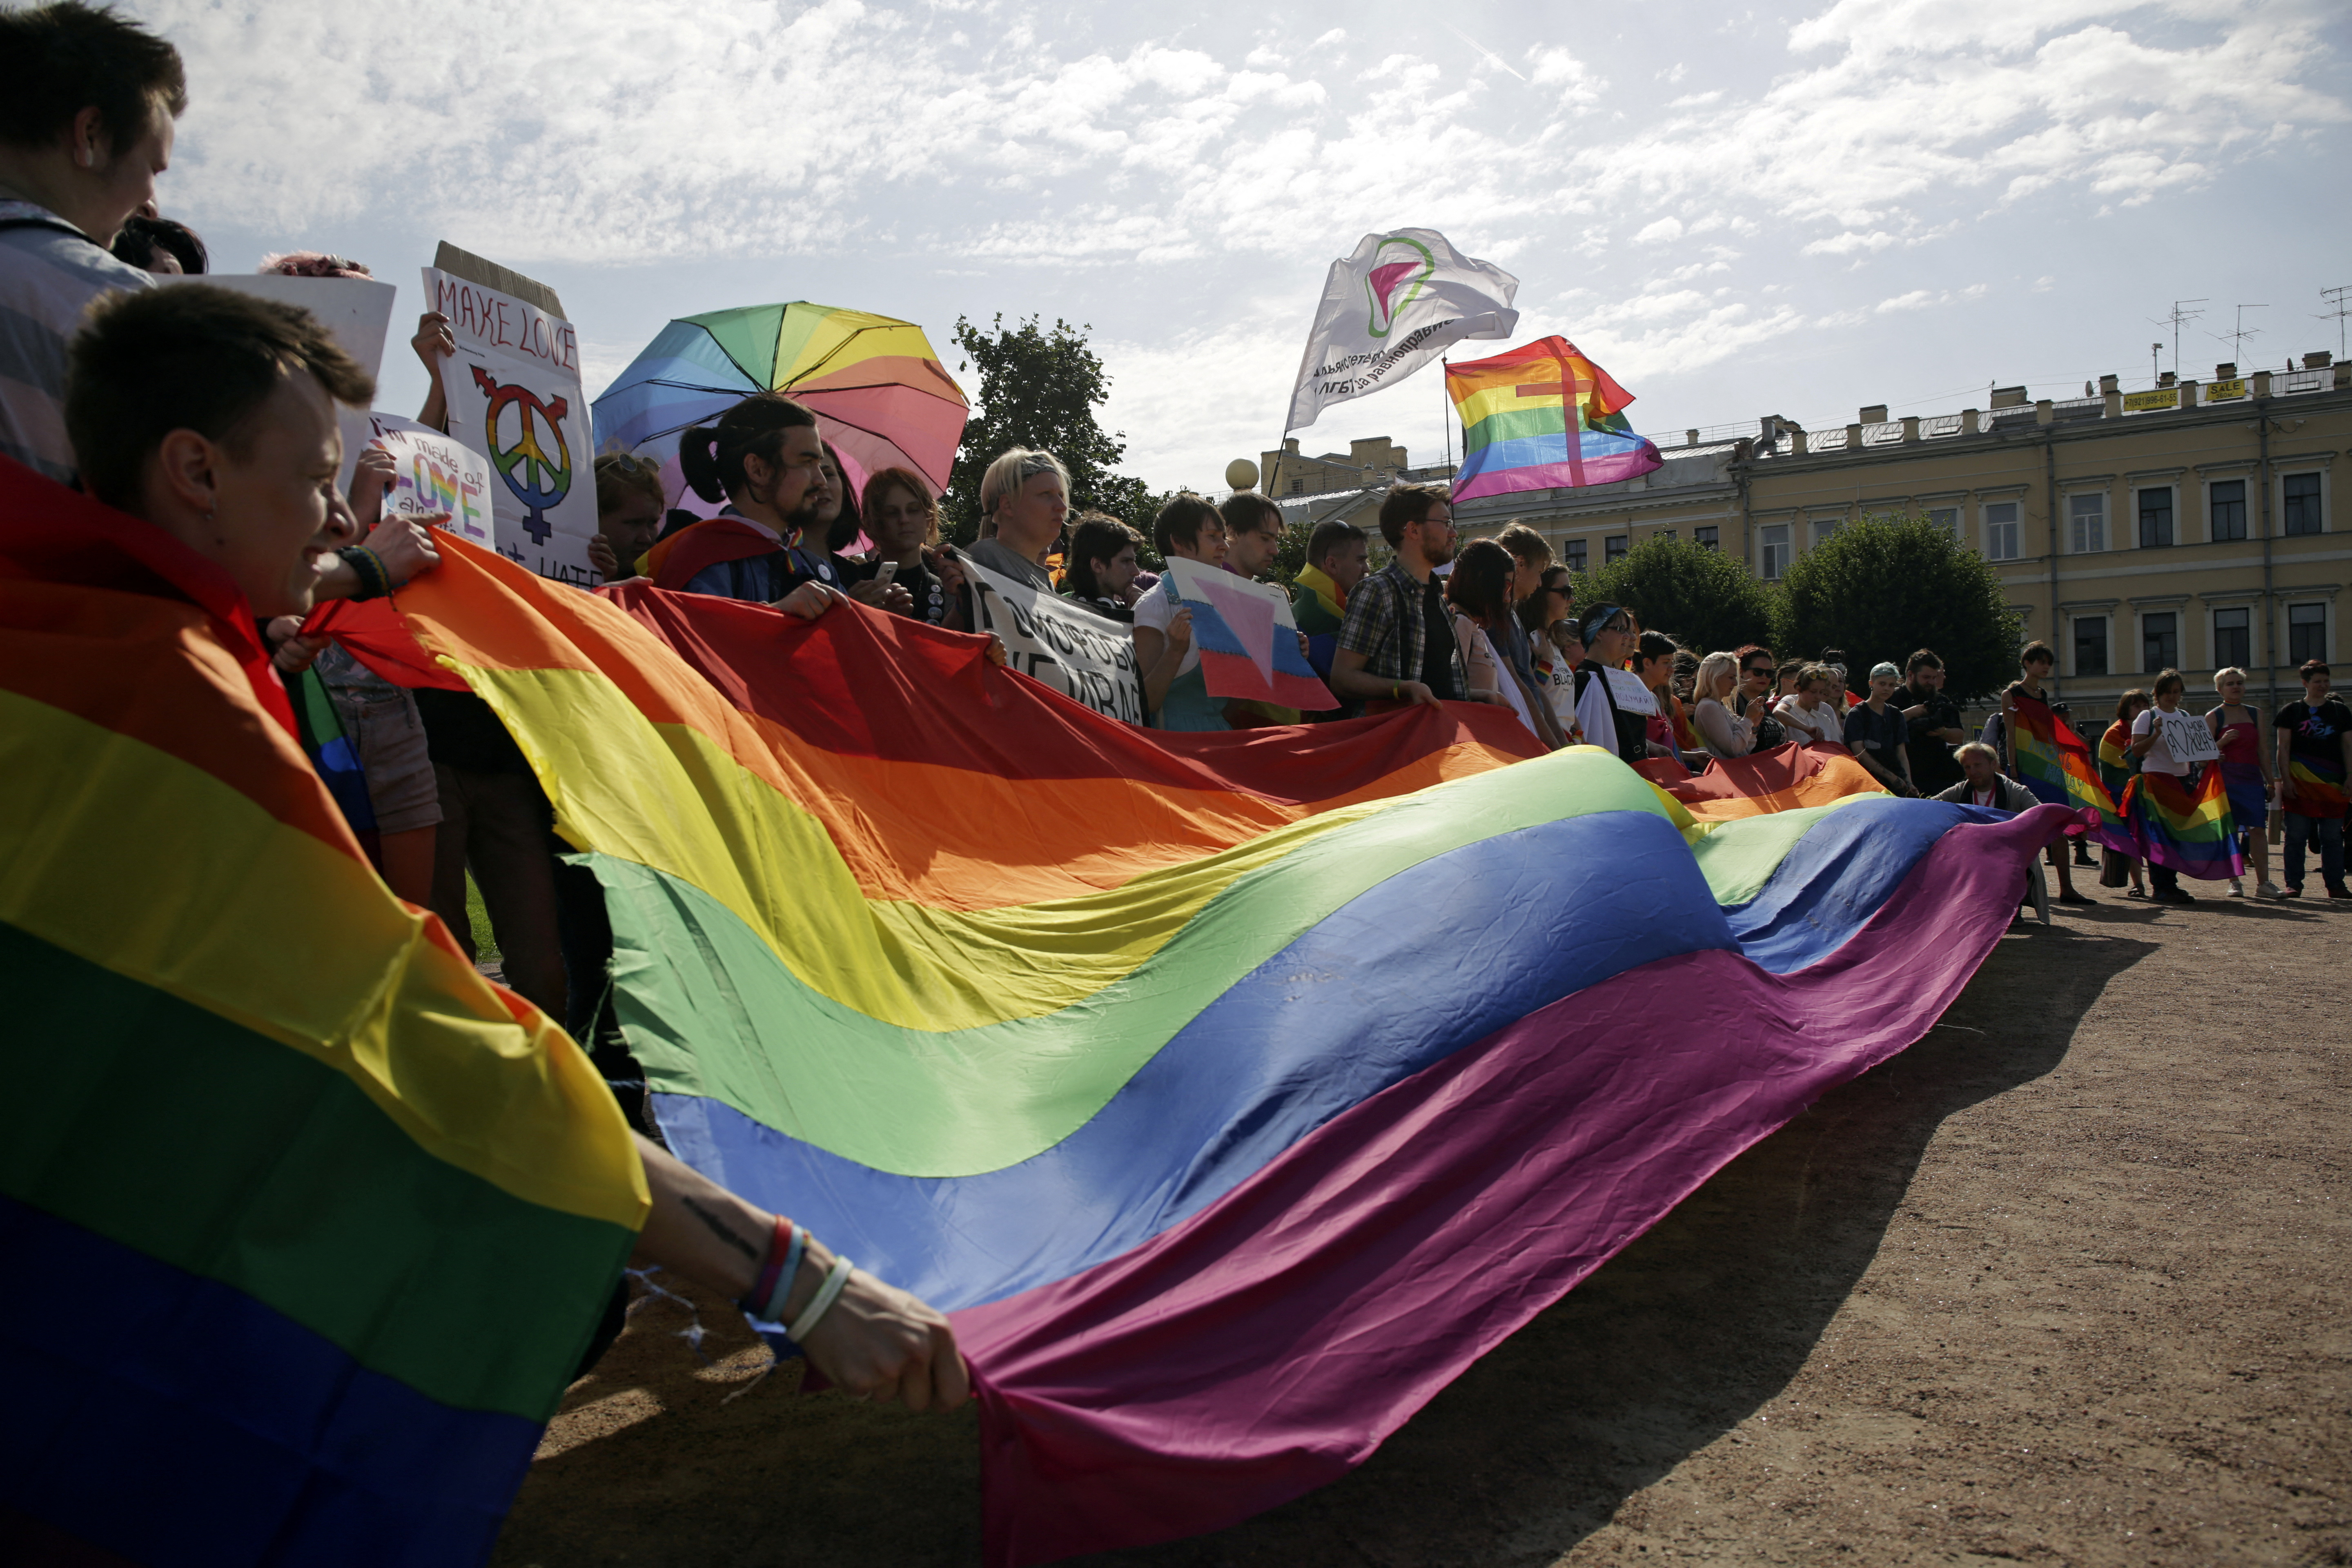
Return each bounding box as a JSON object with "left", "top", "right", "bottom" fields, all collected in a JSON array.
[
  {"left": 1996, "top": 641, "right": 2094, "bottom": 904},
  {"left": 2273, "top": 659, "right": 2352, "bottom": 899}
]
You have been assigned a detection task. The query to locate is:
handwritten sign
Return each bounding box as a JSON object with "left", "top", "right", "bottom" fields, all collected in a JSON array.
[
  {"left": 2152, "top": 707, "right": 2220, "bottom": 764},
  {"left": 422, "top": 266, "right": 598, "bottom": 588},
  {"left": 964, "top": 557, "right": 1145, "bottom": 724},
  {"left": 361, "top": 412, "right": 494, "bottom": 548},
  {"left": 2122, "top": 388, "right": 2178, "bottom": 413}
]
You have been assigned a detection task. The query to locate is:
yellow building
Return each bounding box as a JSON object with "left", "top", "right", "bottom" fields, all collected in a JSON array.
[{"left": 1455, "top": 356, "right": 2350, "bottom": 717}]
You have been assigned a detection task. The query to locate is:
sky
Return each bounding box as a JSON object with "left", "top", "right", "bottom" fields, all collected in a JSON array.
[{"left": 131, "top": 0, "right": 2352, "bottom": 494}]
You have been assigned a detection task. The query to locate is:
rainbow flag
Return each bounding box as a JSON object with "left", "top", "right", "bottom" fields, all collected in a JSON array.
[
  {"left": 2098, "top": 719, "right": 2137, "bottom": 806},
  {"left": 2285, "top": 755, "right": 2348, "bottom": 818},
  {"left": 1444, "top": 336, "right": 1662, "bottom": 501},
  {"left": 2007, "top": 689, "right": 2132, "bottom": 851},
  {"left": 2122, "top": 766, "right": 2245, "bottom": 880},
  {"left": 293, "top": 536, "right": 2068, "bottom": 1564},
  {"left": 0, "top": 464, "right": 646, "bottom": 1564}
]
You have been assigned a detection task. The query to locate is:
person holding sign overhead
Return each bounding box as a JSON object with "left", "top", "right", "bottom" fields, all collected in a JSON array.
[{"left": 2130, "top": 668, "right": 2216, "bottom": 903}]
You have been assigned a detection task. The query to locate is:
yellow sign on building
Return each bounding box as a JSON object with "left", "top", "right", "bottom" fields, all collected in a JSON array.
[
  {"left": 2206, "top": 378, "right": 2248, "bottom": 402},
  {"left": 2122, "top": 388, "right": 2178, "bottom": 413}
]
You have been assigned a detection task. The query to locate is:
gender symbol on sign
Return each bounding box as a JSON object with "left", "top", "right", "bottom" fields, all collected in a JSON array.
[{"left": 470, "top": 365, "right": 573, "bottom": 544}]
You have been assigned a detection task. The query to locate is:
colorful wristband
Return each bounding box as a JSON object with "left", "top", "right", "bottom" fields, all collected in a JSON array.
[
  {"left": 744, "top": 1215, "right": 792, "bottom": 1316},
  {"left": 343, "top": 545, "right": 392, "bottom": 601}
]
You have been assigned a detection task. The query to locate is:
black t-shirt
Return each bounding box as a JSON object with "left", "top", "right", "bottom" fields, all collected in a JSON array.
[
  {"left": 1419, "top": 575, "right": 1462, "bottom": 702},
  {"left": 2276, "top": 698, "right": 2352, "bottom": 771},
  {"left": 849, "top": 554, "right": 953, "bottom": 626},
  {"left": 1902, "top": 682, "right": 1964, "bottom": 789},
  {"left": 414, "top": 688, "right": 531, "bottom": 775}
]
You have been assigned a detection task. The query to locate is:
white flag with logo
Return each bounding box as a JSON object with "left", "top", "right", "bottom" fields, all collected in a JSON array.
[{"left": 1283, "top": 229, "right": 1519, "bottom": 434}]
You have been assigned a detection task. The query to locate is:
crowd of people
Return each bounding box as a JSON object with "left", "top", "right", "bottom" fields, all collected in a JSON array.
[{"left": 8, "top": 0, "right": 2351, "bottom": 1452}]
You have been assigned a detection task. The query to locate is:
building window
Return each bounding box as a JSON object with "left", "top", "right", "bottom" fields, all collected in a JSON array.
[
  {"left": 1760, "top": 524, "right": 1790, "bottom": 580},
  {"left": 2068, "top": 492, "right": 2106, "bottom": 554},
  {"left": 1695, "top": 525, "right": 1719, "bottom": 550},
  {"left": 2073, "top": 616, "right": 2108, "bottom": 677},
  {"left": 2212, "top": 606, "right": 2250, "bottom": 671},
  {"left": 2283, "top": 472, "right": 2323, "bottom": 535},
  {"left": 2208, "top": 479, "right": 2247, "bottom": 542},
  {"left": 1984, "top": 501, "right": 2021, "bottom": 561},
  {"left": 1290, "top": 478, "right": 1305, "bottom": 494},
  {"left": 2141, "top": 611, "right": 2178, "bottom": 672},
  {"left": 1566, "top": 538, "right": 1587, "bottom": 572},
  {"left": 1927, "top": 506, "right": 1960, "bottom": 539},
  {"left": 2138, "top": 487, "right": 2174, "bottom": 548},
  {"left": 2290, "top": 603, "right": 2327, "bottom": 665},
  {"left": 1813, "top": 519, "right": 1842, "bottom": 548},
  {"left": 1605, "top": 534, "right": 1628, "bottom": 564}
]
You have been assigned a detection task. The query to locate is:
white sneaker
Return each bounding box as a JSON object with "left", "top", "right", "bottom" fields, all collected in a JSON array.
[
  {"left": 2258, "top": 880, "right": 2283, "bottom": 900},
  {"left": 2230, "top": 877, "right": 2246, "bottom": 897}
]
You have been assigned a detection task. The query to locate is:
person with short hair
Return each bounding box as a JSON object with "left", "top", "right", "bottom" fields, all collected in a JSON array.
[
  {"left": 2129, "top": 668, "right": 2214, "bottom": 904},
  {"left": 0, "top": 0, "right": 185, "bottom": 482},
  {"left": 1063, "top": 511, "right": 1143, "bottom": 623},
  {"left": 845, "top": 466, "right": 965, "bottom": 628},
  {"left": 1519, "top": 565, "right": 1577, "bottom": 731},
  {"left": 1691, "top": 651, "right": 1755, "bottom": 758},
  {"left": 1773, "top": 663, "right": 1844, "bottom": 749},
  {"left": 108, "top": 211, "right": 203, "bottom": 274},
  {"left": 1330, "top": 483, "right": 1462, "bottom": 710},
  {"left": 2274, "top": 659, "right": 2352, "bottom": 899},
  {"left": 1218, "top": 492, "right": 1284, "bottom": 581},
  {"left": 1999, "top": 639, "right": 2087, "bottom": 902},
  {"left": 1938, "top": 742, "right": 2040, "bottom": 812},
  {"left": 27, "top": 283, "right": 971, "bottom": 1419},
  {"left": 1634, "top": 631, "right": 1690, "bottom": 764},
  {"left": 1728, "top": 644, "right": 1784, "bottom": 749},
  {"left": 1572, "top": 604, "right": 1653, "bottom": 762},
  {"left": 1292, "top": 517, "right": 1367, "bottom": 691},
  {"left": 1847, "top": 662, "right": 1919, "bottom": 795},
  {"left": 1901, "top": 648, "right": 1965, "bottom": 794},
  {"left": 648, "top": 392, "right": 846, "bottom": 619},
  {"left": 1132, "top": 493, "right": 1229, "bottom": 731},
  {"left": 2206, "top": 667, "right": 2280, "bottom": 898},
  {"left": 969, "top": 447, "right": 1069, "bottom": 592}
]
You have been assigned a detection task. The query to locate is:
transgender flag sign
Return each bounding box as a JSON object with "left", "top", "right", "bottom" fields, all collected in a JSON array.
[{"left": 1164, "top": 558, "right": 1337, "bottom": 710}]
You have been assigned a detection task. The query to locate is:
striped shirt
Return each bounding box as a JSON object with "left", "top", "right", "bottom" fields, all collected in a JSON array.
[{"left": 0, "top": 199, "right": 154, "bottom": 483}]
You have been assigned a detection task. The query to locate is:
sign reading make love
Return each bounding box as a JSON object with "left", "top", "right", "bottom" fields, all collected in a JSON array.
[
  {"left": 964, "top": 557, "right": 1145, "bottom": 724},
  {"left": 422, "top": 265, "right": 599, "bottom": 588}
]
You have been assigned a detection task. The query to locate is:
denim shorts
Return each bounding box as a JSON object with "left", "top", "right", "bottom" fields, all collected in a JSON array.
[{"left": 324, "top": 682, "right": 441, "bottom": 834}]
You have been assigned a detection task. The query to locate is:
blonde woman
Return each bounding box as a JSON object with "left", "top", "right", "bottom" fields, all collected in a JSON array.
[{"left": 1690, "top": 650, "right": 1755, "bottom": 758}]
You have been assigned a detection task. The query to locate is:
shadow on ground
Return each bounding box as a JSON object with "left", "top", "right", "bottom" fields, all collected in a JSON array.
[{"left": 494, "top": 919, "right": 2158, "bottom": 1568}]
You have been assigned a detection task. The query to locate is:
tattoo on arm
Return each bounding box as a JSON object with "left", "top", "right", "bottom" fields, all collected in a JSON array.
[{"left": 681, "top": 1196, "right": 762, "bottom": 1263}]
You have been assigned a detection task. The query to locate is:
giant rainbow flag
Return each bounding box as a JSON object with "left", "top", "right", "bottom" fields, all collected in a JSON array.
[
  {"left": 0, "top": 466, "right": 646, "bottom": 1565},
  {"left": 7, "top": 463, "right": 2076, "bottom": 1564},
  {"left": 1444, "top": 335, "right": 1663, "bottom": 501}
]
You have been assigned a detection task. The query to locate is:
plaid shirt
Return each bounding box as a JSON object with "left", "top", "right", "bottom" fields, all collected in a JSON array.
[{"left": 1336, "top": 560, "right": 1461, "bottom": 697}]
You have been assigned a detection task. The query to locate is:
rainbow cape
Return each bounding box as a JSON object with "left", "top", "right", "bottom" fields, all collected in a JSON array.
[
  {"left": 2098, "top": 719, "right": 2137, "bottom": 806},
  {"left": 306, "top": 537, "right": 2062, "bottom": 1563},
  {"left": 2006, "top": 688, "right": 2131, "bottom": 850},
  {"left": 0, "top": 465, "right": 646, "bottom": 1564},
  {"left": 1444, "top": 336, "right": 1663, "bottom": 501},
  {"left": 2121, "top": 766, "right": 2245, "bottom": 880}
]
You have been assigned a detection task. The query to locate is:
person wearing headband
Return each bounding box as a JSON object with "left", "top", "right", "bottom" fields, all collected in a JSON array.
[{"left": 1572, "top": 605, "right": 1654, "bottom": 762}]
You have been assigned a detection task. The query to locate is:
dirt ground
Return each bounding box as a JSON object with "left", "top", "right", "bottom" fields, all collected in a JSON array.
[{"left": 493, "top": 875, "right": 2350, "bottom": 1568}]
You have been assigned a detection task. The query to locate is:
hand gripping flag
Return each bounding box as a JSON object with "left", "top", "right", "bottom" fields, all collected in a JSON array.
[
  {"left": 289, "top": 528, "right": 2073, "bottom": 1566},
  {"left": 1284, "top": 229, "right": 1518, "bottom": 434},
  {"left": 2121, "top": 766, "right": 2245, "bottom": 881},
  {"left": 1162, "top": 558, "right": 1336, "bottom": 710},
  {"left": 1445, "top": 336, "right": 1664, "bottom": 500}
]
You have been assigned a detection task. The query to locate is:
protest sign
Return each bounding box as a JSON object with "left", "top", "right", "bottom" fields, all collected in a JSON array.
[
  {"left": 1284, "top": 229, "right": 1518, "bottom": 434},
  {"left": 1163, "top": 558, "right": 1336, "bottom": 710},
  {"left": 964, "top": 557, "right": 1145, "bottom": 724},
  {"left": 2152, "top": 706, "right": 2221, "bottom": 764},
  {"left": 422, "top": 264, "right": 598, "bottom": 588},
  {"left": 360, "top": 412, "right": 494, "bottom": 549},
  {"left": 161, "top": 272, "right": 395, "bottom": 492}
]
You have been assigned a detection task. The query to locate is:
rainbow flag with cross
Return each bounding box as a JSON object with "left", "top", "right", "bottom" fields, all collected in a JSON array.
[{"left": 1444, "top": 336, "right": 1662, "bottom": 501}]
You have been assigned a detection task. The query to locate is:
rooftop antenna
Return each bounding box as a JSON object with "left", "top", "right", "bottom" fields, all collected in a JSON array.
[
  {"left": 2147, "top": 299, "right": 2206, "bottom": 376},
  {"left": 2150, "top": 341, "right": 2162, "bottom": 382},
  {"left": 2210, "top": 303, "right": 2267, "bottom": 367},
  {"left": 2321, "top": 285, "right": 2351, "bottom": 361}
]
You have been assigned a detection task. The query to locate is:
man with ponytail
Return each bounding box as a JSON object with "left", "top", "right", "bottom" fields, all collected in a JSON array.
[{"left": 637, "top": 392, "right": 847, "bottom": 618}]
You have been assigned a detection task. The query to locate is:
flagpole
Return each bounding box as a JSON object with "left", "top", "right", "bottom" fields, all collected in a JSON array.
[{"left": 1441, "top": 359, "right": 1453, "bottom": 482}]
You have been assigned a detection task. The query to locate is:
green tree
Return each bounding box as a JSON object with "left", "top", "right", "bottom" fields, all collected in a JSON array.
[
  {"left": 1571, "top": 533, "right": 1776, "bottom": 656},
  {"left": 1771, "top": 514, "right": 2021, "bottom": 701},
  {"left": 943, "top": 314, "right": 1144, "bottom": 546}
]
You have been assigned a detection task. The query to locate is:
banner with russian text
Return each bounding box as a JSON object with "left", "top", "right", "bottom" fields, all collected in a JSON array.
[
  {"left": 421, "top": 267, "right": 598, "bottom": 588},
  {"left": 964, "top": 557, "right": 1146, "bottom": 724}
]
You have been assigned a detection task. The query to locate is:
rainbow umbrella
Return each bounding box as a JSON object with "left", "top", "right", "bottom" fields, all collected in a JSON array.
[{"left": 591, "top": 303, "right": 967, "bottom": 499}]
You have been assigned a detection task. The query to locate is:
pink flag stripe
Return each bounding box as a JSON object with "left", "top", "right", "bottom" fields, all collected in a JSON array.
[{"left": 955, "top": 804, "right": 2073, "bottom": 1566}]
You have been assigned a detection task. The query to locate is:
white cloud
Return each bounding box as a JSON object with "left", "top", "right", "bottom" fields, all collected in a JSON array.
[
  {"left": 1312, "top": 27, "right": 1346, "bottom": 46},
  {"left": 1634, "top": 217, "right": 1686, "bottom": 243},
  {"left": 1802, "top": 229, "right": 1899, "bottom": 255},
  {"left": 1876, "top": 290, "right": 1936, "bottom": 312},
  {"left": 1668, "top": 91, "right": 1723, "bottom": 107}
]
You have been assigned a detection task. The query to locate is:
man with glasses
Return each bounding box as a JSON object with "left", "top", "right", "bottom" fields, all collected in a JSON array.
[
  {"left": 1331, "top": 483, "right": 1463, "bottom": 710},
  {"left": 1732, "top": 644, "right": 1784, "bottom": 749}
]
